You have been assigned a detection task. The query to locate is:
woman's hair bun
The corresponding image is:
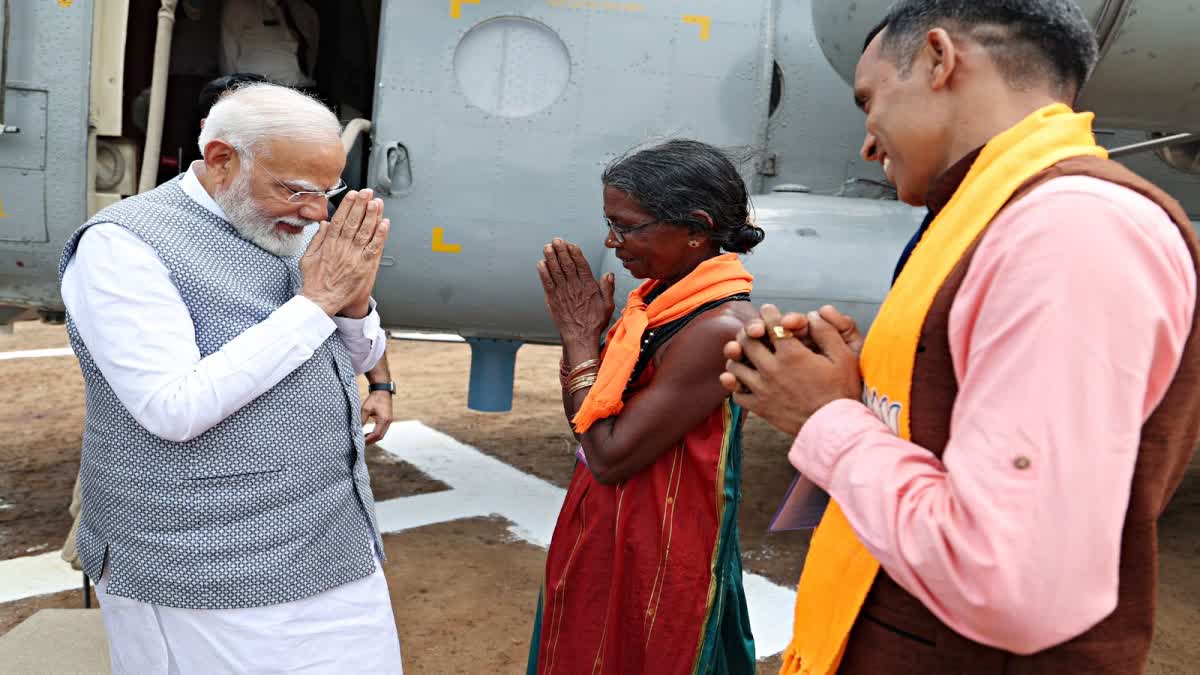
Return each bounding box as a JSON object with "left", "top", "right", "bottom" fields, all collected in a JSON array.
[{"left": 722, "top": 221, "right": 765, "bottom": 254}]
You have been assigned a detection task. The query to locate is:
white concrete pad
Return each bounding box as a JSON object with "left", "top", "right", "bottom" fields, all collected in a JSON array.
[{"left": 0, "top": 609, "right": 109, "bottom": 674}]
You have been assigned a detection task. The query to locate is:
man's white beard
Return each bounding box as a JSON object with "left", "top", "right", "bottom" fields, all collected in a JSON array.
[{"left": 214, "top": 170, "right": 314, "bottom": 258}]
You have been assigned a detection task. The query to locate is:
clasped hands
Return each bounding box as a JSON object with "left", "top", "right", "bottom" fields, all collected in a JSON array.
[
  {"left": 537, "top": 239, "right": 616, "bottom": 355},
  {"left": 719, "top": 304, "right": 865, "bottom": 437},
  {"left": 300, "top": 189, "right": 391, "bottom": 319}
]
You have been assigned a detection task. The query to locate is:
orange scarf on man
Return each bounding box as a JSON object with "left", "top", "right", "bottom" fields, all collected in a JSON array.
[
  {"left": 780, "top": 104, "right": 1106, "bottom": 674},
  {"left": 573, "top": 253, "right": 753, "bottom": 433}
]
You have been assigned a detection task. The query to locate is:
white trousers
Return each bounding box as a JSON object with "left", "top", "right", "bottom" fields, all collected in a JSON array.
[{"left": 96, "top": 557, "right": 403, "bottom": 674}]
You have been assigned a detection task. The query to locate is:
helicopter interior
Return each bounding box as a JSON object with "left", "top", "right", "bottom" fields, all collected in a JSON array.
[{"left": 104, "top": 0, "right": 382, "bottom": 198}]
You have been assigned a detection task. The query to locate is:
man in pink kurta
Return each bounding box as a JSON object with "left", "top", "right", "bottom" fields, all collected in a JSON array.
[
  {"left": 721, "top": 1, "right": 1200, "bottom": 671},
  {"left": 790, "top": 171, "right": 1195, "bottom": 652}
]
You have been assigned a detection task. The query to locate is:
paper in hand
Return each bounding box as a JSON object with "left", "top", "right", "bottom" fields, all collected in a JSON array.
[{"left": 768, "top": 473, "right": 830, "bottom": 531}]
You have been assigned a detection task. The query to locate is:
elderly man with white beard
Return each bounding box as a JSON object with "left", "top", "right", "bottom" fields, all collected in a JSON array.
[{"left": 58, "top": 83, "right": 403, "bottom": 673}]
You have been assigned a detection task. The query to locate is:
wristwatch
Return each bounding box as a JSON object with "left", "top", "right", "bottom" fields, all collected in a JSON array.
[{"left": 368, "top": 382, "right": 396, "bottom": 395}]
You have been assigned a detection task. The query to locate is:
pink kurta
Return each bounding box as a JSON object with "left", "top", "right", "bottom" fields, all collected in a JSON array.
[{"left": 791, "top": 176, "right": 1197, "bottom": 654}]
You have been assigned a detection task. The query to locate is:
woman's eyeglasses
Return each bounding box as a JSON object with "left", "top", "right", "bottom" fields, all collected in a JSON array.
[{"left": 604, "top": 217, "right": 660, "bottom": 244}]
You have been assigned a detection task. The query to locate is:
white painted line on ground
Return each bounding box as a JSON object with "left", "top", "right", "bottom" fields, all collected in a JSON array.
[
  {"left": 0, "top": 490, "right": 474, "bottom": 605},
  {"left": 375, "top": 421, "right": 798, "bottom": 659},
  {"left": 0, "top": 347, "right": 74, "bottom": 361},
  {"left": 388, "top": 332, "right": 465, "bottom": 343},
  {"left": 742, "top": 572, "right": 799, "bottom": 659},
  {"left": 377, "top": 421, "right": 563, "bottom": 547},
  {"left": 374, "top": 489, "right": 487, "bottom": 533},
  {"left": 0, "top": 552, "right": 80, "bottom": 605}
]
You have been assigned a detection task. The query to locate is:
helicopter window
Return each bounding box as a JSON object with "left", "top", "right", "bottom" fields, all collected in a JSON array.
[{"left": 454, "top": 17, "right": 571, "bottom": 118}]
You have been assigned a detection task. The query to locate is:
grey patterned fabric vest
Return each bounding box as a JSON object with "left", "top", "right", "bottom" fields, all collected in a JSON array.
[{"left": 58, "top": 177, "right": 382, "bottom": 609}]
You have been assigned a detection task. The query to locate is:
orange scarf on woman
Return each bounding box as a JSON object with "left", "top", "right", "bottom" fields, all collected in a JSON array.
[{"left": 573, "top": 253, "right": 753, "bottom": 433}]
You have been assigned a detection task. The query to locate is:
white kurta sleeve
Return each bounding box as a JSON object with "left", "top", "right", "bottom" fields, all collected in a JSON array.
[
  {"left": 61, "top": 223, "right": 338, "bottom": 443},
  {"left": 331, "top": 299, "right": 387, "bottom": 375}
]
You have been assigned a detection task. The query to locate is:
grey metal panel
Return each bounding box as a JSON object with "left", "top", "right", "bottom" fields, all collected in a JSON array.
[
  {"left": 764, "top": 0, "right": 881, "bottom": 195},
  {"left": 797, "top": 0, "right": 1200, "bottom": 214},
  {"left": 0, "top": 169, "right": 45, "bottom": 242},
  {"left": 809, "top": 0, "right": 1200, "bottom": 133},
  {"left": 1077, "top": 0, "right": 1200, "bottom": 132},
  {"left": 0, "top": 0, "right": 92, "bottom": 297},
  {"left": 370, "top": 0, "right": 774, "bottom": 341},
  {"left": 0, "top": 87, "right": 46, "bottom": 170},
  {"left": 744, "top": 192, "right": 921, "bottom": 330}
]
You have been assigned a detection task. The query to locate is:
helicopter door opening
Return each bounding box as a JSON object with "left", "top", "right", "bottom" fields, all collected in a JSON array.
[{"left": 99, "top": 1, "right": 382, "bottom": 208}]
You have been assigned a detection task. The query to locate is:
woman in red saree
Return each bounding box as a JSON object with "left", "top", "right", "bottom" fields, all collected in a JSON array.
[{"left": 528, "top": 139, "right": 765, "bottom": 675}]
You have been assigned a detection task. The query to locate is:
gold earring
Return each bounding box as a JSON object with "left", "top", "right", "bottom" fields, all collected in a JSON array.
[{"left": 688, "top": 240, "right": 701, "bottom": 248}]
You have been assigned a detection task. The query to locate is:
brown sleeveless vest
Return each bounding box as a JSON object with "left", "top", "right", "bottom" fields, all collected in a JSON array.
[{"left": 838, "top": 156, "right": 1200, "bottom": 674}]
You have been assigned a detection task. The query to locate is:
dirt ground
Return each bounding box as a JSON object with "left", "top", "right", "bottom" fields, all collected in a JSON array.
[{"left": 0, "top": 321, "right": 1197, "bottom": 673}]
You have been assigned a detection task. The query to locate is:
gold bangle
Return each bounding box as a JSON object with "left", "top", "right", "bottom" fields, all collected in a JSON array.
[
  {"left": 567, "top": 359, "right": 600, "bottom": 380},
  {"left": 568, "top": 367, "right": 598, "bottom": 385},
  {"left": 568, "top": 373, "right": 596, "bottom": 389},
  {"left": 569, "top": 382, "right": 594, "bottom": 396},
  {"left": 567, "top": 374, "right": 597, "bottom": 394}
]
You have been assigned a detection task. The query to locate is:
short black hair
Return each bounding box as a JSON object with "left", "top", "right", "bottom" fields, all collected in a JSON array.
[
  {"left": 864, "top": 1, "right": 1098, "bottom": 98},
  {"left": 602, "top": 139, "right": 765, "bottom": 254},
  {"left": 198, "top": 73, "right": 271, "bottom": 117}
]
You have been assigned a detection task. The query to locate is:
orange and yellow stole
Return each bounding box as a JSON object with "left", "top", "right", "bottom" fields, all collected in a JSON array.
[{"left": 573, "top": 253, "right": 753, "bottom": 433}]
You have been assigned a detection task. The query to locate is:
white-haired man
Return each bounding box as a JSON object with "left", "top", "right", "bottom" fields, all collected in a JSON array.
[{"left": 59, "top": 83, "right": 403, "bottom": 673}]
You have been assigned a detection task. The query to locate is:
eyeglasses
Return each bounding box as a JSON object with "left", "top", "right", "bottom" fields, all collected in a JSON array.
[
  {"left": 604, "top": 217, "right": 660, "bottom": 244},
  {"left": 259, "top": 163, "right": 348, "bottom": 204}
]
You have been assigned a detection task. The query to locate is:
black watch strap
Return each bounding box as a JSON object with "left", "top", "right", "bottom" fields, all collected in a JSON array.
[{"left": 368, "top": 382, "right": 396, "bottom": 394}]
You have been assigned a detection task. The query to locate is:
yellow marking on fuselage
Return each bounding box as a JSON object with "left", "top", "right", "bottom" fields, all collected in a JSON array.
[
  {"left": 431, "top": 228, "right": 463, "bottom": 254},
  {"left": 0, "top": 194, "right": 7, "bottom": 219},
  {"left": 450, "top": 0, "right": 480, "bottom": 19},
  {"left": 682, "top": 14, "right": 712, "bottom": 41}
]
